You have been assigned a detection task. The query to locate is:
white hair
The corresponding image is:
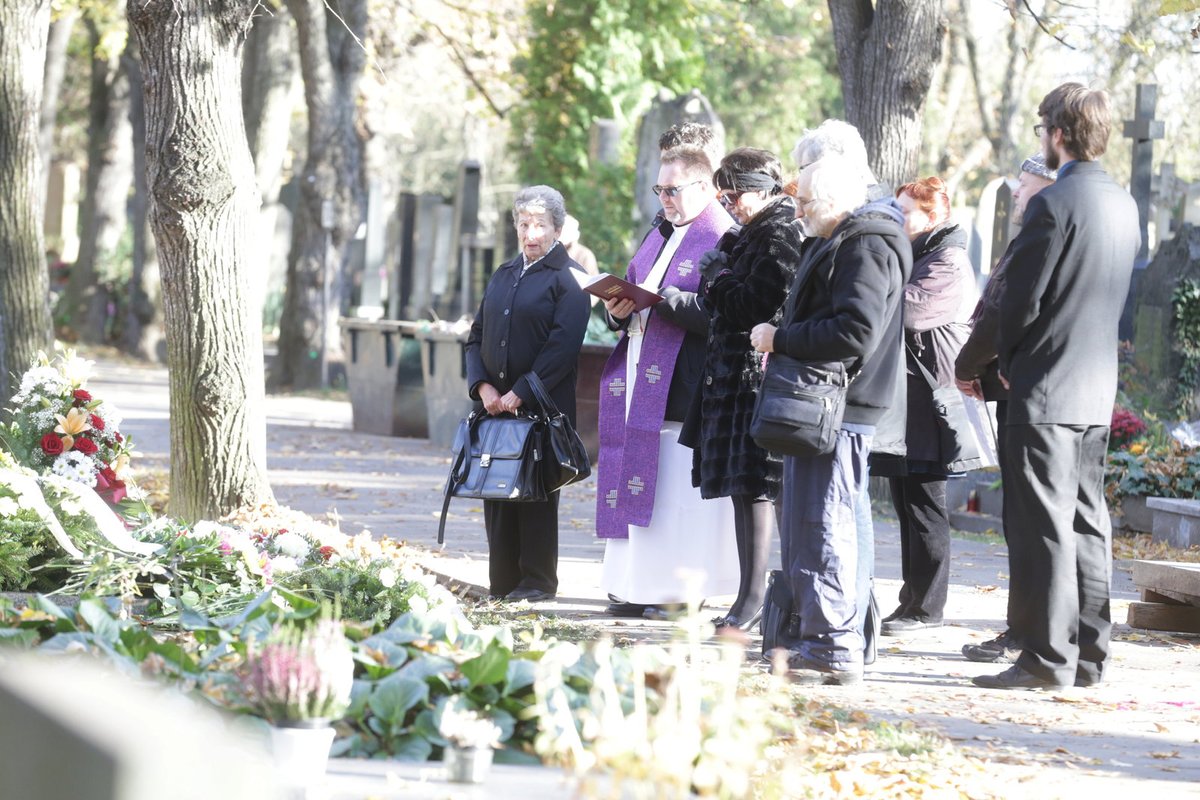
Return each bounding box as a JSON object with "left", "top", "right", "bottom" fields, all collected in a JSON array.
[
  {"left": 801, "top": 154, "right": 870, "bottom": 217},
  {"left": 511, "top": 185, "right": 566, "bottom": 230},
  {"left": 791, "top": 120, "right": 875, "bottom": 184}
]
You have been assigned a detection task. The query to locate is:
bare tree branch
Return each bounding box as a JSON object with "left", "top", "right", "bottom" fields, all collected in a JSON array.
[{"left": 1021, "top": 0, "right": 1076, "bottom": 49}]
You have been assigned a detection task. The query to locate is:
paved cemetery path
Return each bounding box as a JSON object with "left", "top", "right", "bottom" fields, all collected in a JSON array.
[{"left": 92, "top": 358, "right": 1200, "bottom": 799}]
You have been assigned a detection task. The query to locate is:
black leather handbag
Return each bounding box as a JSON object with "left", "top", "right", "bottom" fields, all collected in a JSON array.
[
  {"left": 525, "top": 373, "right": 591, "bottom": 493},
  {"left": 908, "top": 342, "right": 982, "bottom": 473},
  {"left": 750, "top": 355, "right": 849, "bottom": 457},
  {"left": 438, "top": 410, "right": 545, "bottom": 544}
]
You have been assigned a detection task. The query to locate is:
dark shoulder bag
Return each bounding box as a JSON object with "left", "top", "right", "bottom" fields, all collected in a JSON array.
[
  {"left": 907, "top": 342, "right": 982, "bottom": 473},
  {"left": 525, "top": 372, "right": 591, "bottom": 493},
  {"left": 749, "top": 232, "right": 856, "bottom": 458}
]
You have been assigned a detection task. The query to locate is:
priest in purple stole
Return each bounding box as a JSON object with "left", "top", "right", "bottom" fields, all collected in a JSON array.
[{"left": 596, "top": 145, "right": 739, "bottom": 620}]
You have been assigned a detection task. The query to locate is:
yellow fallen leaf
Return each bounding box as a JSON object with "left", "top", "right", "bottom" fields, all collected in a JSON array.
[{"left": 1150, "top": 751, "right": 1180, "bottom": 759}]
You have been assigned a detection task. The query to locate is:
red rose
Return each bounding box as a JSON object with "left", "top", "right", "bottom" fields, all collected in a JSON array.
[
  {"left": 115, "top": 432, "right": 123, "bottom": 443},
  {"left": 40, "top": 434, "right": 65, "bottom": 456},
  {"left": 318, "top": 545, "right": 336, "bottom": 562},
  {"left": 73, "top": 389, "right": 92, "bottom": 404},
  {"left": 74, "top": 437, "right": 99, "bottom": 455},
  {"left": 89, "top": 413, "right": 106, "bottom": 432}
]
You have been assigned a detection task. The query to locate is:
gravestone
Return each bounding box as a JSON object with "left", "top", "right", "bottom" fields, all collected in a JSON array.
[
  {"left": 0, "top": 655, "right": 274, "bottom": 800},
  {"left": 355, "top": 178, "right": 388, "bottom": 317},
  {"left": 969, "top": 176, "right": 1004, "bottom": 280},
  {"left": 44, "top": 161, "right": 81, "bottom": 262},
  {"left": 389, "top": 191, "right": 418, "bottom": 319},
  {"left": 632, "top": 89, "right": 725, "bottom": 235},
  {"left": 1132, "top": 222, "right": 1200, "bottom": 406},
  {"left": 1152, "top": 162, "right": 1179, "bottom": 245}
]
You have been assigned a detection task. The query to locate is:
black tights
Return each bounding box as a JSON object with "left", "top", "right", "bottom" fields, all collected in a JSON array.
[{"left": 728, "top": 494, "right": 776, "bottom": 619}]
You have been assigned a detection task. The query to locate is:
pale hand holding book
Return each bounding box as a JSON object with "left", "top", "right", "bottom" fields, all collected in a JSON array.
[{"left": 574, "top": 271, "right": 664, "bottom": 312}]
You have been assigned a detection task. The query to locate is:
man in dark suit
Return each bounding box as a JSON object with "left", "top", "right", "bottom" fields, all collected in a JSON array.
[{"left": 973, "top": 83, "right": 1140, "bottom": 690}]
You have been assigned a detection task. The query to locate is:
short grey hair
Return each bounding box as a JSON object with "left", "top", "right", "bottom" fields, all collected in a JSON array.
[
  {"left": 511, "top": 185, "right": 566, "bottom": 230},
  {"left": 791, "top": 120, "right": 875, "bottom": 184},
  {"left": 802, "top": 154, "right": 869, "bottom": 218}
]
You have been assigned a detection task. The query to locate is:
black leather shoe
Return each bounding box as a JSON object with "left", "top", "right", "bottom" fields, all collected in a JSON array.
[
  {"left": 643, "top": 603, "right": 688, "bottom": 621},
  {"left": 785, "top": 652, "right": 863, "bottom": 686},
  {"left": 607, "top": 601, "right": 649, "bottom": 617},
  {"left": 971, "top": 665, "right": 1065, "bottom": 690},
  {"left": 504, "top": 587, "right": 556, "bottom": 603},
  {"left": 962, "top": 630, "right": 1020, "bottom": 663},
  {"left": 882, "top": 606, "right": 907, "bottom": 624},
  {"left": 881, "top": 616, "right": 942, "bottom": 635}
]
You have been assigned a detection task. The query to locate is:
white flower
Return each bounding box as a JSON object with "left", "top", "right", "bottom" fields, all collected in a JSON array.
[
  {"left": 378, "top": 567, "right": 398, "bottom": 588},
  {"left": 94, "top": 402, "right": 123, "bottom": 433},
  {"left": 61, "top": 356, "right": 94, "bottom": 387},
  {"left": 50, "top": 451, "right": 97, "bottom": 485},
  {"left": 407, "top": 594, "right": 428, "bottom": 615},
  {"left": 1171, "top": 421, "right": 1200, "bottom": 450},
  {"left": 274, "top": 531, "right": 311, "bottom": 559},
  {"left": 16, "top": 366, "right": 67, "bottom": 402},
  {"left": 270, "top": 556, "right": 300, "bottom": 574},
  {"left": 0, "top": 497, "right": 19, "bottom": 517}
]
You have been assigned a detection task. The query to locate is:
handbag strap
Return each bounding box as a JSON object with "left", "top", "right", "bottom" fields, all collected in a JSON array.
[
  {"left": 437, "top": 412, "right": 483, "bottom": 545},
  {"left": 524, "top": 372, "right": 563, "bottom": 419},
  {"left": 905, "top": 339, "right": 940, "bottom": 391}
]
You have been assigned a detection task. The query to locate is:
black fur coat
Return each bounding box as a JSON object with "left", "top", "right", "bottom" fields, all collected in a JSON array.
[{"left": 688, "top": 196, "right": 804, "bottom": 499}]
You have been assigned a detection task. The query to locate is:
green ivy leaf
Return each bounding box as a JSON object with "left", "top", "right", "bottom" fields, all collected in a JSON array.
[
  {"left": 368, "top": 675, "right": 429, "bottom": 725},
  {"left": 460, "top": 640, "right": 510, "bottom": 689}
]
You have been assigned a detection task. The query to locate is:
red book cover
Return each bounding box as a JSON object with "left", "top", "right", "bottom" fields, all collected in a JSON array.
[{"left": 578, "top": 273, "right": 664, "bottom": 312}]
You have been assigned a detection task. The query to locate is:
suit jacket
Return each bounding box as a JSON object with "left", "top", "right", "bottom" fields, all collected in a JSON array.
[
  {"left": 997, "top": 160, "right": 1140, "bottom": 426},
  {"left": 465, "top": 242, "right": 590, "bottom": 423}
]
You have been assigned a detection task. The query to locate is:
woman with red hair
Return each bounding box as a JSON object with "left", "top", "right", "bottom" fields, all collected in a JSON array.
[{"left": 881, "top": 176, "right": 980, "bottom": 635}]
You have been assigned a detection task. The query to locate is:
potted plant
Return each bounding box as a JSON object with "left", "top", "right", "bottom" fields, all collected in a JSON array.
[
  {"left": 438, "top": 699, "right": 503, "bottom": 783},
  {"left": 246, "top": 610, "right": 353, "bottom": 790}
]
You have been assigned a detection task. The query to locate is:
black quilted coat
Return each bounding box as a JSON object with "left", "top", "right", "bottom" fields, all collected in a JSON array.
[{"left": 688, "top": 196, "right": 804, "bottom": 499}]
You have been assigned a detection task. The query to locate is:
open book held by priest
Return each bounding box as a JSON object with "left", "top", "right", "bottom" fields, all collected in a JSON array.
[{"left": 575, "top": 272, "right": 664, "bottom": 312}]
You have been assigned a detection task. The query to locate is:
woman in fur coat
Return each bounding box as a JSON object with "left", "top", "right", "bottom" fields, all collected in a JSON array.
[{"left": 681, "top": 147, "right": 804, "bottom": 630}]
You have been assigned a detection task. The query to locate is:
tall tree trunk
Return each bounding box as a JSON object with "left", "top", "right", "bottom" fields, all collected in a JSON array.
[
  {"left": 242, "top": 3, "right": 300, "bottom": 331},
  {"left": 121, "top": 41, "right": 164, "bottom": 362},
  {"left": 827, "top": 0, "right": 946, "bottom": 190},
  {"left": 127, "top": 0, "right": 275, "bottom": 521},
  {"left": 0, "top": 0, "right": 53, "bottom": 402},
  {"left": 62, "top": 21, "right": 135, "bottom": 344},
  {"left": 40, "top": 8, "right": 78, "bottom": 204},
  {"left": 273, "top": 0, "right": 368, "bottom": 390}
]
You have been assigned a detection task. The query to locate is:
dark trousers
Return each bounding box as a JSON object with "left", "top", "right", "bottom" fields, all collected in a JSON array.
[
  {"left": 780, "top": 429, "right": 869, "bottom": 668},
  {"left": 888, "top": 474, "right": 950, "bottom": 622},
  {"left": 483, "top": 493, "right": 560, "bottom": 597},
  {"left": 1003, "top": 423, "right": 1112, "bottom": 686}
]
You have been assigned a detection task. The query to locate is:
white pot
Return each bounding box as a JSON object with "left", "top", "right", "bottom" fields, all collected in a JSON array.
[
  {"left": 443, "top": 745, "right": 494, "bottom": 783},
  {"left": 269, "top": 723, "right": 336, "bottom": 790}
]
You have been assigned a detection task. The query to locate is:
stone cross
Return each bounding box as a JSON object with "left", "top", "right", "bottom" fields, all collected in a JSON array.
[{"left": 1124, "top": 83, "right": 1165, "bottom": 265}]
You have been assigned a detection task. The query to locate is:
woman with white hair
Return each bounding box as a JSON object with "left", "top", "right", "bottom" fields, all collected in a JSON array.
[{"left": 464, "top": 185, "right": 590, "bottom": 602}]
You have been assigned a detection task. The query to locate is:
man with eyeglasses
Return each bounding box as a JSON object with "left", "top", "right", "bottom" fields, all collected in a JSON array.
[
  {"left": 972, "top": 83, "right": 1140, "bottom": 691},
  {"left": 596, "top": 144, "right": 740, "bottom": 621}
]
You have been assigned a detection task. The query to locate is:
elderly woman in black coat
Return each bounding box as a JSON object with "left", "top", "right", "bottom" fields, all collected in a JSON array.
[
  {"left": 464, "top": 185, "right": 590, "bottom": 603},
  {"left": 681, "top": 147, "right": 804, "bottom": 630}
]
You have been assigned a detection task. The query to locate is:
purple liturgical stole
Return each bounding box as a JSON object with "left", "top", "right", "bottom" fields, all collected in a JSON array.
[{"left": 595, "top": 201, "right": 732, "bottom": 539}]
